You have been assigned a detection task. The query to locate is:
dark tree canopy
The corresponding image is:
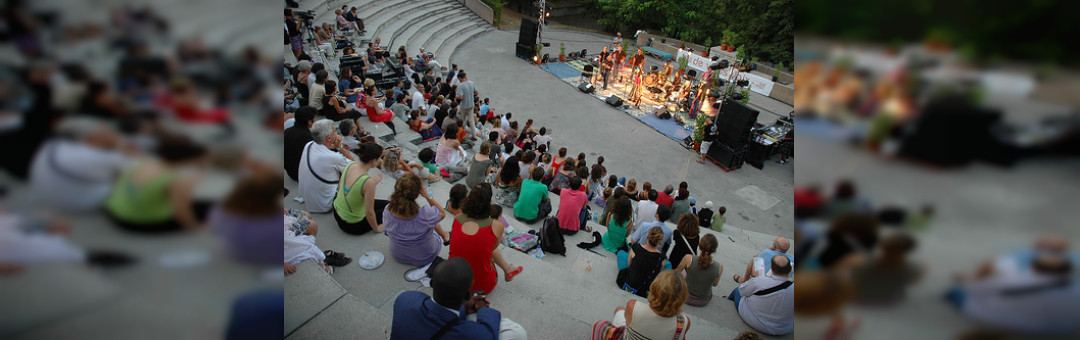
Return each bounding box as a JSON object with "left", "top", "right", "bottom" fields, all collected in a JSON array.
[
  {"left": 794, "top": 0, "right": 1080, "bottom": 67},
  {"left": 589, "top": 0, "right": 794, "bottom": 65}
]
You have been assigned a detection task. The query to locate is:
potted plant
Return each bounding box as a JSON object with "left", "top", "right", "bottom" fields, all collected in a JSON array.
[
  {"left": 750, "top": 56, "right": 759, "bottom": 71},
  {"left": 772, "top": 62, "right": 784, "bottom": 82},
  {"left": 559, "top": 42, "right": 566, "bottom": 62},
  {"left": 739, "top": 87, "right": 751, "bottom": 104},
  {"left": 692, "top": 113, "right": 707, "bottom": 149},
  {"left": 535, "top": 43, "right": 543, "bottom": 64},
  {"left": 703, "top": 37, "right": 713, "bottom": 55}
]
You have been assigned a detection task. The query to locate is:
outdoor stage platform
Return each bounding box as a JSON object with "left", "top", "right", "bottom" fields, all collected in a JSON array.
[{"left": 538, "top": 60, "right": 718, "bottom": 143}]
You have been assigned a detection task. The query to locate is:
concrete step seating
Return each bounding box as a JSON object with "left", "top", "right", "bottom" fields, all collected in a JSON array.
[{"left": 386, "top": 6, "right": 467, "bottom": 53}]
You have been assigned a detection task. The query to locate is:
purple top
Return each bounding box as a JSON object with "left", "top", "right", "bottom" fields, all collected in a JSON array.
[
  {"left": 209, "top": 207, "right": 281, "bottom": 265},
  {"left": 383, "top": 205, "right": 443, "bottom": 266}
]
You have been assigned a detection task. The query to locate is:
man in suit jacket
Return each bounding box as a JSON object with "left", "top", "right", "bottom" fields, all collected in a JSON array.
[{"left": 390, "top": 257, "right": 527, "bottom": 340}]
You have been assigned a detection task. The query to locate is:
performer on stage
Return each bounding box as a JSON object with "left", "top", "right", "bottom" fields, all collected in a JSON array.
[
  {"left": 597, "top": 47, "right": 610, "bottom": 86},
  {"left": 612, "top": 46, "right": 626, "bottom": 84},
  {"left": 600, "top": 47, "right": 613, "bottom": 90},
  {"left": 631, "top": 49, "right": 646, "bottom": 74},
  {"left": 662, "top": 60, "right": 673, "bottom": 85}
]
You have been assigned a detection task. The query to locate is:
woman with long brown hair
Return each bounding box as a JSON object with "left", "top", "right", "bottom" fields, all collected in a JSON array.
[{"left": 675, "top": 234, "right": 722, "bottom": 306}]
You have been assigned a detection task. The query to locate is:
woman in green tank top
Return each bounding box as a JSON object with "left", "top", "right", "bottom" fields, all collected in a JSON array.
[
  {"left": 333, "top": 143, "right": 388, "bottom": 235},
  {"left": 601, "top": 196, "right": 634, "bottom": 253},
  {"left": 104, "top": 136, "right": 209, "bottom": 232}
]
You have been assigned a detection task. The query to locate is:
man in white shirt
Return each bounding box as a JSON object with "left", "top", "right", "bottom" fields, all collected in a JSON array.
[
  {"left": 500, "top": 112, "right": 511, "bottom": 131},
  {"left": 29, "top": 118, "right": 133, "bottom": 212},
  {"left": 298, "top": 119, "right": 355, "bottom": 213},
  {"left": 634, "top": 190, "right": 660, "bottom": 229},
  {"left": 728, "top": 255, "right": 794, "bottom": 336},
  {"left": 948, "top": 253, "right": 1078, "bottom": 334},
  {"left": 412, "top": 84, "right": 427, "bottom": 116}
]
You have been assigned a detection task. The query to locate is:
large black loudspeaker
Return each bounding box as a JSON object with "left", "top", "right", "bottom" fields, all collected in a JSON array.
[
  {"left": 518, "top": 18, "right": 538, "bottom": 47},
  {"left": 714, "top": 101, "right": 759, "bottom": 147},
  {"left": 605, "top": 96, "right": 623, "bottom": 107},
  {"left": 707, "top": 143, "right": 744, "bottom": 169},
  {"left": 515, "top": 43, "right": 535, "bottom": 59}
]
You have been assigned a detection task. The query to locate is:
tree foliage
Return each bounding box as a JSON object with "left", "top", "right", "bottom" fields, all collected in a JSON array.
[{"left": 590, "top": 0, "right": 793, "bottom": 64}]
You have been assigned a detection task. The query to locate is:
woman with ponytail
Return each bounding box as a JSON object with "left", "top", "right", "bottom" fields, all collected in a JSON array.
[{"left": 675, "top": 233, "right": 722, "bottom": 306}]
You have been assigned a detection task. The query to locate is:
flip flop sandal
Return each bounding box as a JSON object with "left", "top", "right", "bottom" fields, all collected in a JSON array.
[{"left": 505, "top": 266, "right": 524, "bottom": 282}]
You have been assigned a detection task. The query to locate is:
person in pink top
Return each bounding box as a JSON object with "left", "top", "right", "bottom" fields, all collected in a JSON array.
[{"left": 556, "top": 176, "right": 590, "bottom": 235}]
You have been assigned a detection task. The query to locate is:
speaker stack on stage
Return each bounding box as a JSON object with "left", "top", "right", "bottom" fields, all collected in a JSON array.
[
  {"left": 515, "top": 18, "right": 538, "bottom": 59},
  {"left": 706, "top": 100, "right": 760, "bottom": 171}
]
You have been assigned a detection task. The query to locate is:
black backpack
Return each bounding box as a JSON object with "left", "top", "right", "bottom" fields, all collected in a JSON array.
[{"left": 539, "top": 217, "right": 566, "bottom": 256}]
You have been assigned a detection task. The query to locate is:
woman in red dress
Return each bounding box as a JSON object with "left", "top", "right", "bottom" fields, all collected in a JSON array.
[
  {"left": 449, "top": 184, "right": 520, "bottom": 293},
  {"left": 357, "top": 87, "right": 397, "bottom": 133}
]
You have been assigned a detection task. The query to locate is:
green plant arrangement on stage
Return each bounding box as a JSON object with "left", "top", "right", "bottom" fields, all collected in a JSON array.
[
  {"left": 773, "top": 62, "right": 784, "bottom": 82},
  {"left": 693, "top": 113, "right": 707, "bottom": 145},
  {"left": 535, "top": 43, "right": 543, "bottom": 64},
  {"left": 677, "top": 56, "right": 688, "bottom": 71},
  {"left": 559, "top": 42, "right": 566, "bottom": 61},
  {"left": 739, "top": 87, "right": 751, "bottom": 104}
]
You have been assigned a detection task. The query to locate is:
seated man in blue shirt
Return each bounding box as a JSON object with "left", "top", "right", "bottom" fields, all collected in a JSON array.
[
  {"left": 390, "top": 257, "right": 527, "bottom": 340},
  {"left": 735, "top": 236, "right": 794, "bottom": 284},
  {"left": 618, "top": 205, "right": 674, "bottom": 271}
]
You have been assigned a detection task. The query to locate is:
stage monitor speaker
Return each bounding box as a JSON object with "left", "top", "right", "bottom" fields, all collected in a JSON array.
[
  {"left": 707, "top": 143, "right": 744, "bottom": 169},
  {"left": 686, "top": 70, "right": 697, "bottom": 78},
  {"left": 515, "top": 43, "right": 535, "bottom": 59},
  {"left": 578, "top": 82, "right": 595, "bottom": 93},
  {"left": 654, "top": 106, "right": 671, "bottom": 119},
  {"left": 580, "top": 49, "right": 587, "bottom": 57},
  {"left": 605, "top": 96, "right": 623, "bottom": 107},
  {"left": 518, "top": 18, "right": 538, "bottom": 46},
  {"left": 719, "top": 59, "right": 729, "bottom": 69},
  {"left": 583, "top": 65, "right": 594, "bottom": 72}
]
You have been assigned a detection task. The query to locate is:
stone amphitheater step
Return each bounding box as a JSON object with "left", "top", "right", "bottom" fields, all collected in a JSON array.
[
  {"left": 436, "top": 24, "right": 491, "bottom": 64},
  {"left": 406, "top": 12, "right": 479, "bottom": 58},
  {"left": 420, "top": 18, "right": 485, "bottom": 59},
  {"left": 353, "top": 0, "right": 407, "bottom": 24},
  {"left": 365, "top": 0, "right": 437, "bottom": 42},
  {"left": 284, "top": 261, "right": 392, "bottom": 339},
  {"left": 386, "top": 6, "right": 468, "bottom": 52},
  {"left": 380, "top": 2, "right": 460, "bottom": 49}
]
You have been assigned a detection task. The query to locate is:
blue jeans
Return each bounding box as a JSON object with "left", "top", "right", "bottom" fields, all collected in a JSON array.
[
  {"left": 944, "top": 285, "right": 966, "bottom": 310},
  {"left": 727, "top": 286, "right": 742, "bottom": 310},
  {"left": 617, "top": 249, "right": 672, "bottom": 272},
  {"left": 617, "top": 250, "right": 629, "bottom": 271}
]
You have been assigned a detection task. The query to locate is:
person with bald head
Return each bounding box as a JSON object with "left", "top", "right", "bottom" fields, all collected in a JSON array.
[
  {"left": 726, "top": 255, "right": 794, "bottom": 335},
  {"left": 983, "top": 234, "right": 1078, "bottom": 279},
  {"left": 735, "top": 236, "right": 794, "bottom": 283},
  {"left": 390, "top": 257, "right": 527, "bottom": 340},
  {"left": 945, "top": 252, "right": 1078, "bottom": 334}
]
